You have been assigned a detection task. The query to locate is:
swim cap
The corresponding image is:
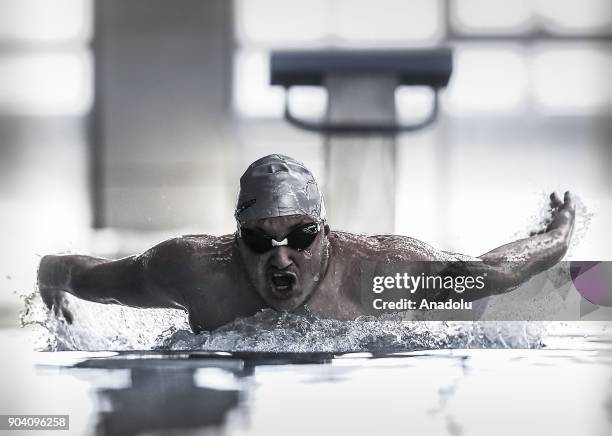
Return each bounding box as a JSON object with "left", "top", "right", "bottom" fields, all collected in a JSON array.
[{"left": 235, "top": 154, "right": 326, "bottom": 225}]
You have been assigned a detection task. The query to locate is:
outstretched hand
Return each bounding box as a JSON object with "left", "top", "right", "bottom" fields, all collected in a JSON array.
[
  {"left": 478, "top": 191, "right": 578, "bottom": 295},
  {"left": 545, "top": 191, "right": 576, "bottom": 235},
  {"left": 40, "top": 287, "right": 73, "bottom": 324}
]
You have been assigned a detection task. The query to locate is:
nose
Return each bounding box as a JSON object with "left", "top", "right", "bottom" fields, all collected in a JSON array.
[{"left": 269, "top": 246, "right": 293, "bottom": 269}]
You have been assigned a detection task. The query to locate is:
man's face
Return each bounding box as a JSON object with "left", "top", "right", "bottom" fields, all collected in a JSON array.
[{"left": 236, "top": 214, "right": 329, "bottom": 312}]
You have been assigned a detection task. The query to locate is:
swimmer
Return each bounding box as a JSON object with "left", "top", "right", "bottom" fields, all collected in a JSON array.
[{"left": 38, "top": 154, "right": 575, "bottom": 332}]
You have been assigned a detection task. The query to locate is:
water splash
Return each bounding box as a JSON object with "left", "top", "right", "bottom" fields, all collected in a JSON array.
[
  {"left": 155, "top": 310, "right": 545, "bottom": 353},
  {"left": 20, "top": 292, "right": 544, "bottom": 352},
  {"left": 20, "top": 292, "right": 190, "bottom": 351}
]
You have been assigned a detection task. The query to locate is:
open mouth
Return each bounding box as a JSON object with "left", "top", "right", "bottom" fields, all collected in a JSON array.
[{"left": 269, "top": 271, "right": 297, "bottom": 297}]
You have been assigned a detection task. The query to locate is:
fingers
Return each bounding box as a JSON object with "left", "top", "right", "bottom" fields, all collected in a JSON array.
[
  {"left": 545, "top": 191, "right": 576, "bottom": 233},
  {"left": 61, "top": 307, "right": 73, "bottom": 325},
  {"left": 41, "top": 296, "right": 54, "bottom": 311},
  {"left": 550, "top": 192, "right": 563, "bottom": 209},
  {"left": 563, "top": 191, "right": 575, "bottom": 212},
  {"left": 51, "top": 293, "right": 61, "bottom": 316},
  {"left": 53, "top": 302, "right": 72, "bottom": 324},
  {"left": 44, "top": 291, "right": 72, "bottom": 324},
  {"left": 550, "top": 191, "right": 576, "bottom": 213}
]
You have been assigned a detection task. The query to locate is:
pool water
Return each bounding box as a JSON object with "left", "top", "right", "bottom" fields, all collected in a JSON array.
[{"left": 1, "top": 323, "right": 611, "bottom": 436}]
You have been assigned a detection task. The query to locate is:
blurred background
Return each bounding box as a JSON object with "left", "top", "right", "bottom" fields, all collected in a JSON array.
[{"left": 1, "top": 0, "right": 611, "bottom": 327}]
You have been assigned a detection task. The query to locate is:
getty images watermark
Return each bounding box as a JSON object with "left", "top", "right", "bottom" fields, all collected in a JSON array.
[
  {"left": 371, "top": 271, "right": 486, "bottom": 311},
  {"left": 358, "top": 261, "right": 612, "bottom": 320}
]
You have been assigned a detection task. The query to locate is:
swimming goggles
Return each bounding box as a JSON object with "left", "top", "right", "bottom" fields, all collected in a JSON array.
[{"left": 239, "top": 222, "right": 321, "bottom": 254}]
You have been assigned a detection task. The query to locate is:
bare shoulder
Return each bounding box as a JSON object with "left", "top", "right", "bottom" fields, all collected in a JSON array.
[
  {"left": 140, "top": 233, "right": 237, "bottom": 273},
  {"left": 328, "top": 231, "right": 475, "bottom": 261}
]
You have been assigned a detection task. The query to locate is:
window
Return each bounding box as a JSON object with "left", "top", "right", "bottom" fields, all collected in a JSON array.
[{"left": 0, "top": 0, "right": 92, "bottom": 116}]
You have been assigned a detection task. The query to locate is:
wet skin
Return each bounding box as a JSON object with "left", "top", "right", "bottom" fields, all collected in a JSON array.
[{"left": 39, "top": 192, "right": 575, "bottom": 333}]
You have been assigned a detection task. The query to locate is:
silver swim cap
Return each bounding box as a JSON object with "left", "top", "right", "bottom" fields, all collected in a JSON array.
[{"left": 235, "top": 154, "right": 326, "bottom": 225}]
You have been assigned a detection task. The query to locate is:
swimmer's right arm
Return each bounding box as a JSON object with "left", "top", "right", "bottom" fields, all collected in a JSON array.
[{"left": 38, "top": 251, "right": 186, "bottom": 320}]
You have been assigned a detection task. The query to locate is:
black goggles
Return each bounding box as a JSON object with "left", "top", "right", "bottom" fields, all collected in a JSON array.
[{"left": 239, "top": 222, "right": 321, "bottom": 254}]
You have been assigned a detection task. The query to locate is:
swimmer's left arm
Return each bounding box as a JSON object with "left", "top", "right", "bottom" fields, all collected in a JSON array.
[{"left": 459, "top": 191, "right": 575, "bottom": 300}]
